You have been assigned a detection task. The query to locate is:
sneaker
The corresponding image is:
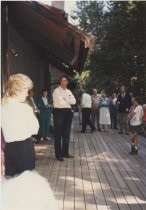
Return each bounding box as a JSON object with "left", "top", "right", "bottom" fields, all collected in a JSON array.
[
  {"left": 45, "top": 137, "right": 51, "bottom": 141},
  {"left": 40, "top": 137, "right": 44, "bottom": 141}
]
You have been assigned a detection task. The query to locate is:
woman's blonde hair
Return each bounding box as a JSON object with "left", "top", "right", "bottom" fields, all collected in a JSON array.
[{"left": 2, "top": 73, "right": 33, "bottom": 104}]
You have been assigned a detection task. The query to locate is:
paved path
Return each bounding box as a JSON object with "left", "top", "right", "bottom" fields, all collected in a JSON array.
[{"left": 35, "top": 113, "right": 146, "bottom": 210}]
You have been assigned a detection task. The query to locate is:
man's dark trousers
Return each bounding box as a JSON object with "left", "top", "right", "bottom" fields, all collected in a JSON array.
[
  {"left": 53, "top": 108, "right": 73, "bottom": 158},
  {"left": 82, "top": 108, "right": 95, "bottom": 132}
]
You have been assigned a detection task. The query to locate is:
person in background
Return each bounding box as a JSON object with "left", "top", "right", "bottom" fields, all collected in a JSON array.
[
  {"left": 99, "top": 92, "right": 111, "bottom": 131},
  {"left": 91, "top": 89, "right": 101, "bottom": 130},
  {"left": 53, "top": 75, "right": 76, "bottom": 161},
  {"left": 25, "top": 89, "right": 40, "bottom": 142},
  {"left": 110, "top": 92, "right": 118, "bottom": 129},
  {"left": 141, "top": 104, "right": 146, "bottom": 136},
  {"left": 37, "top": 89, "right": 52, "bottom": 142},
  {"left": 76, "top": 90, "right": 83, "bottom": 125},
  {"left": 1, "top": 73, "right": 39, "bottom": 177},
  {"left": 81, "top": 90, "right": 96, "bottom": 133},
  {"left": 117, "top": 86, "right": 132, "bottom": 134},
  {"left": 128, "top": 97, "right": 143, "bottom": 155},
  {"left": 26, "top": 89, "right": 40, "bottom": 115}
]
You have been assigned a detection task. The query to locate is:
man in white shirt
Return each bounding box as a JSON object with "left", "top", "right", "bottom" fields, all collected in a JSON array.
[
  {"left": 52, "top": 75, "right": 76, "bottom": 161},
  {"left": 81, "top": 90, "right": 96, "bottom": 133}
]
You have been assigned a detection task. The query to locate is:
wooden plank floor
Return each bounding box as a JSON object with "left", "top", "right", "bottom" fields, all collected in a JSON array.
[{"left": 35, "top": 112, "right": 146, "bottom": 210}]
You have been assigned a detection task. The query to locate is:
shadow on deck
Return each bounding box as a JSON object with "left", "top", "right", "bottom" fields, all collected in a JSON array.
[{"left": 35, "top": 112, "right": 146, "bottom": 210}]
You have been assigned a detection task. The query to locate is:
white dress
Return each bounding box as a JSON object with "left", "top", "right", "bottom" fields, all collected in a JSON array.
[
  {"left": 99, "top": 107, "right": 111, "bottom": 125},
  {"left": 99, "top": 98, "right": 111, "bottom": 130}
]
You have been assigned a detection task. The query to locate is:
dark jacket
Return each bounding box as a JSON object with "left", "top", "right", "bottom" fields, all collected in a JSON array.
[
  {"left": 117, "top": 93, "right": 132, "bottom": 113},
  {"left": 37, "top": 97, "right": 52, "bottom": 119}
]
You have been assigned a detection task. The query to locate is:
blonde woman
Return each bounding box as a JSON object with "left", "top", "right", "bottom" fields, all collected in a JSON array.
[{"left": 1, "top": 73, "right": 39, "bottom": 177}]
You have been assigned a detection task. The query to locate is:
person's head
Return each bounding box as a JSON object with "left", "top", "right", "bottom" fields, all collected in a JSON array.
[
  {"left": 28, "top": 89, "right": 34, "bottom": 97},
  {"left": 112, "top": 92, "right": 117, "bottom": 98},
  {"left": 92, "top": 89, "right": 97, "bottom": 95},
  {"left": 2, "top": 73, "right": 33, "bottom": 104},
  {"left": 59, "top": 75, "right": 69, "bottom": 89},
  {"left": 41, "top": 89, "right": 48, "bottom": 98},
  {"left": 102, "top": 92, "right": 107, "bottom": 98},
  {"left": 133, "top": 96, "right": 142, "bottom": 106},
  {"left": 120, "top": 86, "right": 126, "bottom": 93}
]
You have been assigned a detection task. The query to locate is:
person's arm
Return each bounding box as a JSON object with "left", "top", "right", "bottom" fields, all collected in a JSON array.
[
  {"left": 37, "top": 98, "right": 46, "bottom": 110},
  {"left": 26, "top": 105, "right": 39, "bottom": 135},
  {"left": 63, "top": 90, "right": 76, "bottom": 105}
]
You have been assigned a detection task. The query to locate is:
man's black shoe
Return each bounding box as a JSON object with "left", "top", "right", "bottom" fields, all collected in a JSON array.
[
  {"left": 63, "top": 154, "right": 74, "bottom": 158},
  {"left": 56, "top": 157, "right": 64, "bottom": 161},
  {"left": 91, "top": 128, "right": 96, "bottom": 133},
  {"left": 133, "top": 149, "right": 138, "bottom": 155},
  {"left": 118, "top": 131, "right": 123, "bottom": 134},
  {"left": 80, "top": 130, "right": 85, "bottom": 133}
]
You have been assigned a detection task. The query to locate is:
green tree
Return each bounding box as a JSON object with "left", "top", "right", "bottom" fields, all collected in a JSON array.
[{"left": 73, "top": 1, "right": 145, "bottom": 100}]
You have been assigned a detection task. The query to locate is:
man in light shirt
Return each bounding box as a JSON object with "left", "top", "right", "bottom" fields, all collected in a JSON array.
[
  {"left": 91, "top": 89, "right": 101, "bottom": 130},
  {"left": 81, "top": 90, "right": 96, "bottom": 133},
  {"left": 25, "top": 89, "right": 40, "bottom": 115},
  {"left": 52, "top": 75, "right": 76, "bottom": 161},
  {"left": 25, "top": 89, "right": 40, "bottom": 142}
]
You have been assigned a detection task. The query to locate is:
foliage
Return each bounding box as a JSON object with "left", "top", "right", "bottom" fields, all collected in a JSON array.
[{"left": 72, "top": 1, "right": 146, "bottom": 98}]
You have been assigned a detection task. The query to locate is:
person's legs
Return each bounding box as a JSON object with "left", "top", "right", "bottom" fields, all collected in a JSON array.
[
  {"left": 53, "top": 109, "right": 64, "bottom": 158},
  {"left": 81, "top": 108, "right": 87, "bottom": 132},
  {"left": 86, "top": 108, "right": 96, "bottom": 131},
  {"left": 91, "top": 109, "right": 96, "bottom": 127},
  {"left": 123, "top": 113, "right": 129, "bottom": 134},
  {"left": 62, "top": 109, "right": 73, "bottom": 157},
  {"left": 129, "top": 131, "right": 138, "bottom": 154},
  {"left": 39, "top": 116, "right": 46, "bottom": 139},
  {"left": 96, "top": 109, "right": 100, "bottom": 130},
  {"left": 118, "top": 113, "right": 123, "bottom": 133},
  {"left": 113, "top": 108, "right": 118, "bottom": 129},
  {"left": 45, "top": 110, "right": 51, "bottom": 138}
]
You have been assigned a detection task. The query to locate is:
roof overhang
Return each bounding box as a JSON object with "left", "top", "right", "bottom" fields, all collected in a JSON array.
[{"left": 8, "top": 1, "right": 95, "bottom": 74}]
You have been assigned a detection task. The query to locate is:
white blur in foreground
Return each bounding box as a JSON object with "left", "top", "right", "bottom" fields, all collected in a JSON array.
[{"left": 1, "top": 170, "right": 59, "bottom": 210}]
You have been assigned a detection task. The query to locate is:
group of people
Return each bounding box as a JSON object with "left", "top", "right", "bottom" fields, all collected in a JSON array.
[
  {"left": 1, "top": 74, "right": 76, "bottom": 178},
  {"left": 78, "top": 86, "right": 131, "bottom": 133},
  {"left": 1, "top": 73, "right": 146, "bottom": 179},
  {"left": 78, "top": 86, "right": 146, "bottom": 155}
]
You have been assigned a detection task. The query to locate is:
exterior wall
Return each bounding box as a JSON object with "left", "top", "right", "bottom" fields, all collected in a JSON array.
[
  {"left": 50, "top": 65, "right": 63, "bottom": 93},
  {"left": 8, "top": 24, "right": 50, "bottom": 99},
  {"left": 50, "top": 1, "right": 65, "bottom": 94}
]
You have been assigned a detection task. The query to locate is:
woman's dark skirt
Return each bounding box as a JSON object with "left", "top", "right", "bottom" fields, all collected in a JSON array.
[{"left": 4, "top": 138, "right": 35, "bottom": 177}]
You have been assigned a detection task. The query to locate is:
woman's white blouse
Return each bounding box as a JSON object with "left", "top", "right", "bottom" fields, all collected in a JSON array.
[{"left": 1, "top": 98, "right": 39, "bottom": 143}]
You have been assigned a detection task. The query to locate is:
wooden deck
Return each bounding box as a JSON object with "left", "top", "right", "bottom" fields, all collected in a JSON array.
[{"left": 35, "top": 113, "right": 146, "bottom": 210}]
